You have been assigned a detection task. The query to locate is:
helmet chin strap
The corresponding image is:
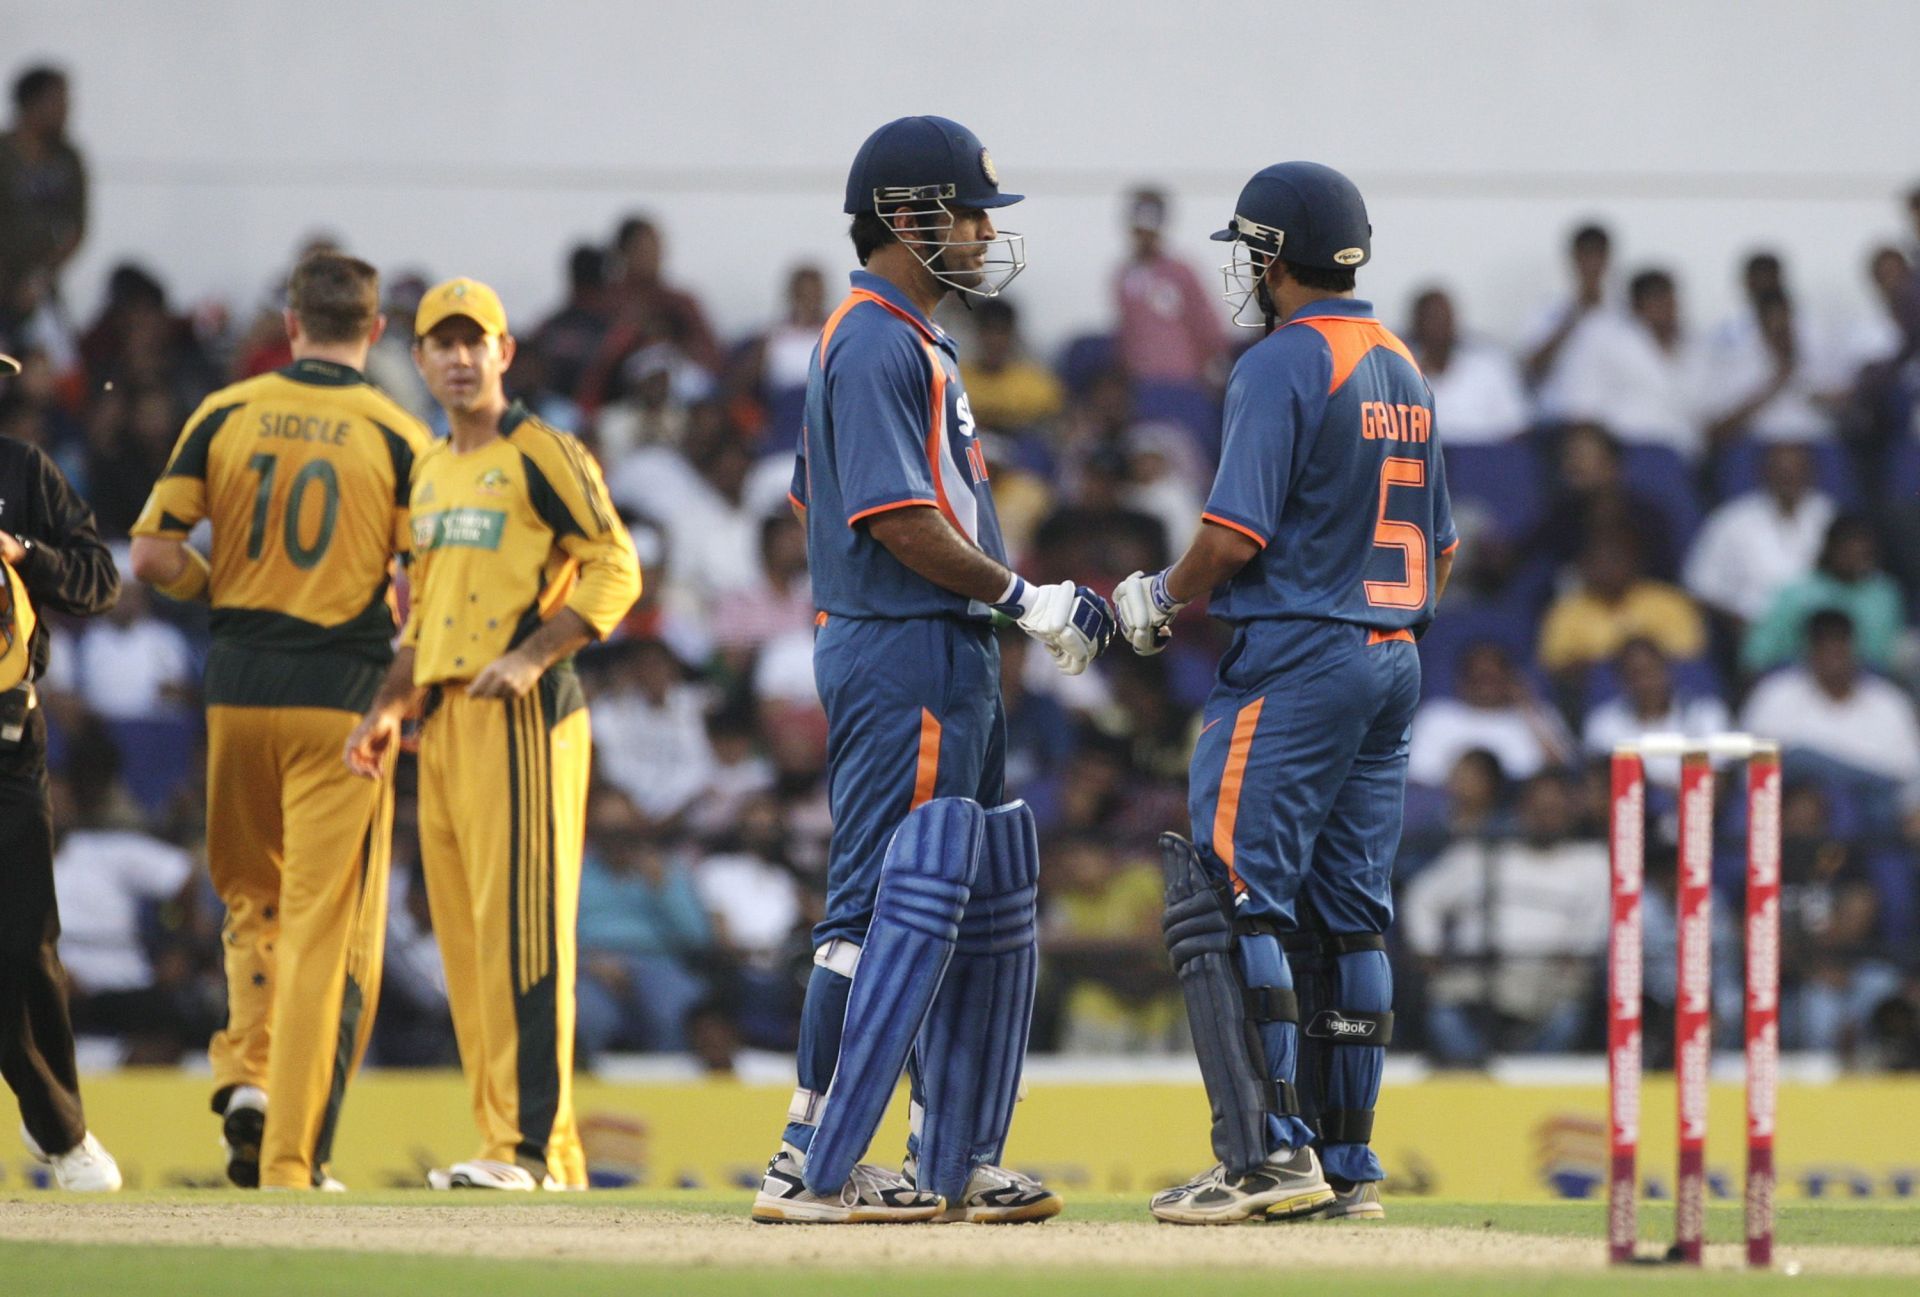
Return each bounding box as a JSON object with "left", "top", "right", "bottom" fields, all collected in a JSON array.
[{"left": 1255, "top": 275, "right": 1278, "bottom": 333}]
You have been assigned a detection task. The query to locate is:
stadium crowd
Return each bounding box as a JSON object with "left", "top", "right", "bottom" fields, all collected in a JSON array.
[{"left": 5, "top": 65, "right": 1920, "bottom": 1073}]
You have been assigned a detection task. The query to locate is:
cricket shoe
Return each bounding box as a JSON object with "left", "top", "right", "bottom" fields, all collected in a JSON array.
[
  {"left": 903, "top": 1157, "right": 1063, "bottom": 1223},
  {"left": 1322, "top": 1176, "right": 1384, "bottom": 1220},
  {"left": 22, "top": 1127, "right": 123, "bottom": 1192},
  {"left": 221, "top": 1085, "right": 267, "bottom": 1188},
  {"left": 426, "top": 1159, "right": 556, "bottom": 1190},
  {"left": 751, "top": 1144, "right": 944, "bottom": 1224},
  {"left": 1149, "top": 1144, "right": 1334, "bottom": 1225}
]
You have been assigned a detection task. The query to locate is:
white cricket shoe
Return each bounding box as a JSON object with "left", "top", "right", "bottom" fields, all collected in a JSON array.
[
  {"left": 903, "top": 1156, "right": 1063, "bottom": 1223},
  {"left": 751, "top": 1144, "right": 944, "bottom": 1224},
  {"left": 1150, "top": 1144, "right": 1334, "bottom": 1224},
  {"left": 1321, "top": 1176, "right": 1385, "bottom": 1220},
  {"left": 426, "top": 1159, "right": 554, "bottom": 1190},
  {"left": 23, "top": 1127, "right": 123, "bottom": 1192},
  {"left": 221, "top": 1085, "right": 268, "bottom": 1188}
]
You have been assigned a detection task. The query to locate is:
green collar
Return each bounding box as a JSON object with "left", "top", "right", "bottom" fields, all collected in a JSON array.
[{"left": 283, "top": 358, "right": 365, "bottom": 387}]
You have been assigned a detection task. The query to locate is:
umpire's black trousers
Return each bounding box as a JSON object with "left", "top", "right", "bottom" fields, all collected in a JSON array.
[{"left": 0, "top": 708, "right": 87, "bottom": 1156}]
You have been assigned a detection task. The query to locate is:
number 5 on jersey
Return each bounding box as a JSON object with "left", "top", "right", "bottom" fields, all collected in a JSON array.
[{"left": 1363, "top": 456, "right": 1427, "bottom": 610}]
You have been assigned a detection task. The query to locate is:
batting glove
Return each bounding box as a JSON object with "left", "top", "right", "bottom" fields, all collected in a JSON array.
[
  {"left": 1113, "top": 567, "right": 1183, "bottom": 655},
  {"left": 998, "top": 577, "right": 1114, "bottom": 676}
]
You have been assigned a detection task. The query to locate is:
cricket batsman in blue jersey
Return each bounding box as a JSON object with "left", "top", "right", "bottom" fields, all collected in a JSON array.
[
  {"left": 750, "top": 116, "right": 1113, "bottom": 1225},
  {"left": 1115, "top": 162, "right": 1456, "bottom": 1225}
]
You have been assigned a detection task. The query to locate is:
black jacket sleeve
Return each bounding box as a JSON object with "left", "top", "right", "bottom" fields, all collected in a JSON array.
[{"left": 17, "top": 443, "right": 118, "bottom": 617}]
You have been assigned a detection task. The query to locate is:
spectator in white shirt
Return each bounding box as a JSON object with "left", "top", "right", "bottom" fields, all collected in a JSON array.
[
  {"left": 692, "top": 792, "right": 801, "bottom": 966},
  {"left": 1702, "top": 285, "right": 1837, "bottom": 448},
  {"left": 1409, "top": 642, "right": 1575, "bottom": 787},
  {"left": 589, "top": 638, "right": 716, "bottom": 825},
  {"left": 50, "top": 573, "right": 194, "bottom": 722},
  {"left": 1581, "top": 637, "right": 1732, "bottom": 786},
  {"left": 1523, "top": 222, "right": 1617, "bottom": 422},
  {"left": 1557, "top": 268, "right": 1706, "bottom": 457},
  {"left": 708, "top": 512, "right": 813, "bottom": 673},
  {"left": 1742, "top": 609, "right": 1920, "bottom": 788},
  {"left": 610, "top": 418, "right": 763, "bottom": 601},
  {"left": 1401, "top": 770, "right": 1612, "bottom": 1061},
  {"left": 1832, "top": 245, "right": 1912, "bottom": 382},
  {"left": 1408, "top": 287, "right": 1529, "bottom": 444},
  {"left": 49, "top": 765, "right": 206, "bottom": 1062},
  {"left": 1685, "top": 441, "right": 1834, "bottom": 626}
]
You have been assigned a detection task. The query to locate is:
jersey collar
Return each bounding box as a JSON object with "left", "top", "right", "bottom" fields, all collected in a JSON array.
[
  {"left": 283, "top": 357, "right": 365, "bottom": 386},
  {"left": 1282, "top": 297, "right": 1376, "bottom": 325},
  {"left": 848, "top": 270, "right": 952, "bottom": 350}
]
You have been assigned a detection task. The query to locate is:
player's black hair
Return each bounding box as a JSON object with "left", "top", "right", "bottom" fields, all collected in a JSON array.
[
  {"left": 850, "top": 211, "right": 897, "bottom": 265},
  {"left": 1281, "top": 259, "right": 1356, "bottom": 293},
  {"left": 12, "top": 65, "right": 65, "bottom": 112},
  {"left": 1627, "top": 268, "right": 1675, "bottom": 309},
  {"left": 1570, "top": 223, "right": 1611, "bottom": 254}
]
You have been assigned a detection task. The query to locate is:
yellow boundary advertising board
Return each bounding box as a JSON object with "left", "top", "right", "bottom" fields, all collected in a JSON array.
[{"left": 9, "top": 1071, "right": 1917, "bottom": 1201}]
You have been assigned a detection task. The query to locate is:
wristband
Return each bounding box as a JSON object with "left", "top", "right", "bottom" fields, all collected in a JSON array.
[
  {"left": 154, "top": 545, "right": 212, "bottom": 603},
  {"left": 991, "top": 572, "right": 1030, "bottom": 618},
  {"left": 1149, "top": 567, "right": 1182, "bottom": 615}
]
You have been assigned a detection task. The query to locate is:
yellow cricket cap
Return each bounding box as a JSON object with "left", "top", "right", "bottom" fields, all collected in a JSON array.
[{"left": 415, "top": 277, "right": 509, "bottom": 338}]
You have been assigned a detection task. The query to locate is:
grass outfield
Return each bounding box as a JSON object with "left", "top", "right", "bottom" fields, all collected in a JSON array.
[{"left": 2, "top": 1195, "right": 1915, "bottom": 1296}]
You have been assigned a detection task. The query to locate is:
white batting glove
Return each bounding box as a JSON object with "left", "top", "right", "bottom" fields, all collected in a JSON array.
[
  {"left": 1113, "top": 568, "right": 1183, "bottom": 655},
  {"left": 996, "top": 576, "right": 1116, "bottom": 677}
]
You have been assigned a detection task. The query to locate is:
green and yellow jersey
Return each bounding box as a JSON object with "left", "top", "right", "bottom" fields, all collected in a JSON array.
[
  {"left": 131, "top": 358, "right": 433, "bottom": 710},
  {"left": 403, "top": 404, "right": 639, "bottom": 688}
]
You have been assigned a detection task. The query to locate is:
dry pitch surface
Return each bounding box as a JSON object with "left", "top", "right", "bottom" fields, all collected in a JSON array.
[{"left": 3, "top": 1193, "right": 1917, "bottom": 1295}]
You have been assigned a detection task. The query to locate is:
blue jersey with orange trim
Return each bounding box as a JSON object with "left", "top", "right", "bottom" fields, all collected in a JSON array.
[
  {"left": 1202, "top": 298, "right": 1455, "bottom": 629},
  {"left": 790, "top": 270, "right": 1009, "bottom": 621}
]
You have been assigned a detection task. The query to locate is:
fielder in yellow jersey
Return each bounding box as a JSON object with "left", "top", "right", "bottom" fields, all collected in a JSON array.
[
  {"left": 129, "top": 253, "right": 432, "bottom": 1189},
  {"left": 347, "top": 276, "right": 639, "bottom": 1191}
]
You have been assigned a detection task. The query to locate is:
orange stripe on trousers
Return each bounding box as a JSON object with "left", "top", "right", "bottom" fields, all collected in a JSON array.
[
  {"left": 911, "top": 708, "right": 942, "bottom": 809},
  {"left": 1211, "top": 698, "right": 1266, "bottom": 896}
]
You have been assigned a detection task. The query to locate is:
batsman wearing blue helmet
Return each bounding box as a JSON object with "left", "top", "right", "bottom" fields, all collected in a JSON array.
[
  {"left": 750, "top": 116, "right": 1113, "bottom": 1225},
  {"left": 1115, "top": 162, "right": 1455, "bottom": 1225}
]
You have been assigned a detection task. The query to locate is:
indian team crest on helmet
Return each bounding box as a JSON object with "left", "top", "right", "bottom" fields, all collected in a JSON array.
[{"left": 979, "top": 149, "right": 998, "bottom": 187}]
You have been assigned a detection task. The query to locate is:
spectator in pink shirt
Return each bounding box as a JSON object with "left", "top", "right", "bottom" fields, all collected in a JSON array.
[{"left": 1113, "top": 187, "right": 1226, "bottom": 388}]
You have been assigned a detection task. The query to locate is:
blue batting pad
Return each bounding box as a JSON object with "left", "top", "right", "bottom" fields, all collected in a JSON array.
[
  {"left": 1315, "top": 943, "right": 1393, "bottom": 1183},
  {"left": 913, "top": 800, "right": 1039, "bottom": 1203},
  {"left": 1161, "top": 834, "right": 1277, "bottom": 1177},
  {"left": 802, "top": 797, "right": 984, "bottom": 1195},
  {"left": 1283, "top": 930, "right": 1334, "bottom": 1141},
  {"left": 783, "top": 959, "right": 855, "bottom": 1154},
  {"left": 1236, "top": 930, "right": 1317, "bottom": 1153}
]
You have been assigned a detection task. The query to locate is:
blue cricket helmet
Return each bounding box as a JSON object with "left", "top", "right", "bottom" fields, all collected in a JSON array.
[
  {"left": 844, "top": 116, "right": 1023, "bottom": 214},
  {"left": 1211, "top": 161, "right": 1371, "bottom": 270}
]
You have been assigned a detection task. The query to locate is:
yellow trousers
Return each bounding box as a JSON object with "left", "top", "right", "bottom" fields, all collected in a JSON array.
[
  {"left": 416, "top": 674, "right": 589, "bottom": 1187},
  {"left": 205, "top": 705, "right": 392, "bottom": 1189}
]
